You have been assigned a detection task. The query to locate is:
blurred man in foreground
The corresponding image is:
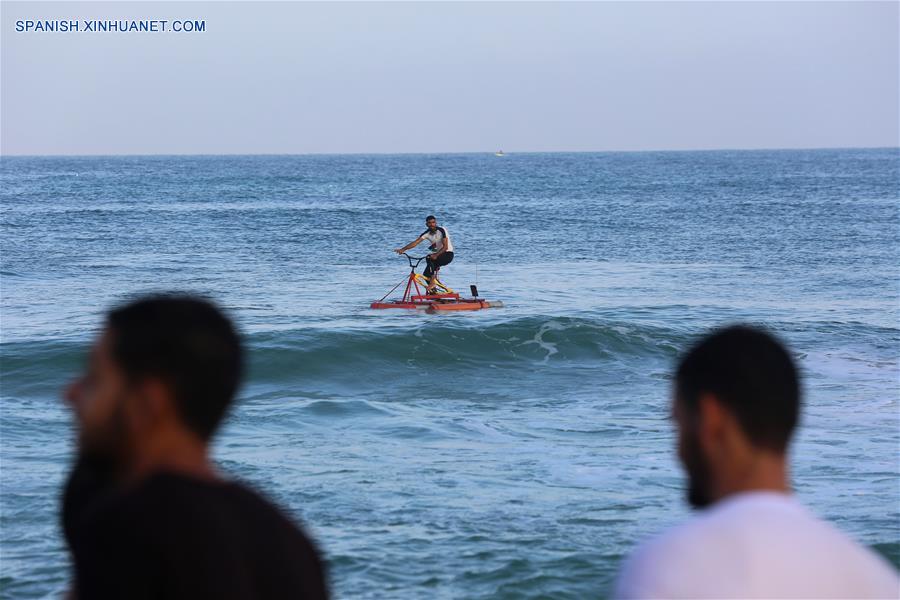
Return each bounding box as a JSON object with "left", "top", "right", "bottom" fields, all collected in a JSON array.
[
  {"left": 62, "top": 295, "right": 328, "bottom": 599},
  {"left": 614, "top": 325, "right": 898, "bottom": 599}
]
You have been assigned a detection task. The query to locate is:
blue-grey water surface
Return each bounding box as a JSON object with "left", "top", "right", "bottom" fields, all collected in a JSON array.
[{"left": 1, "top": 149, "right": 898, "bottom": 598}]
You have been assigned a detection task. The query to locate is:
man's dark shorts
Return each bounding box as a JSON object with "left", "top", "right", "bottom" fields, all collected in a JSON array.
[{"left": 424, "top": 251, "right": 454, "bottom": 279}]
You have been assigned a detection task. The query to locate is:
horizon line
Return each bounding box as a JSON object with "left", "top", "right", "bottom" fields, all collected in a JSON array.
[{"left": 1, "top": 145, "right": 898, "bottom": 159}]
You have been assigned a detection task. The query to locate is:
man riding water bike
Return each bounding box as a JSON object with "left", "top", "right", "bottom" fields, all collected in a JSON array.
[{"left": 394, "top": 215, "right": 454, "bottom": 295}]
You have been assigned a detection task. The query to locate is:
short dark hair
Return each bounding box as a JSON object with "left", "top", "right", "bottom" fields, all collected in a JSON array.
[
  {"left": 675, "top": 325, "right": 800, "bottom": 453},
  {"left": 425, "top": 215, "right": 436, "bottom": 222},
  {"left": 107, "top": 295, "right": 243, "bottom": 440}
]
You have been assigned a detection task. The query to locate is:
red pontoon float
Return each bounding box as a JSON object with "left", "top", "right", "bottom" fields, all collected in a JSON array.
[{"left": 371, "top": 254, "right": 503, "bottom": 312}]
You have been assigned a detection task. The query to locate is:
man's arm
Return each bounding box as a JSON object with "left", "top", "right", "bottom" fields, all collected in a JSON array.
[{"left": 394, "top": 237, "right": 424, "bottom": 254}]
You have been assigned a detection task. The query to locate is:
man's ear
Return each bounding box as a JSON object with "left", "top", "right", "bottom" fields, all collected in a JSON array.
[
  {"left": 132, "top": 378, "right": 176, "bottom": 429},
  {"left": 697, "top": 393, "right": 728, "bottom": 445}
]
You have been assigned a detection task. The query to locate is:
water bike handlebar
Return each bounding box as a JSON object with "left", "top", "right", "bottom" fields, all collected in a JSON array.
[{"left": 400, "top": 253, "right": 427, "bottom": 268}]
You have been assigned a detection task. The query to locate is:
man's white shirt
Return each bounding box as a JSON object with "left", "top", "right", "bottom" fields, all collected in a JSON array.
[
  {"left": 614, "top": 491, "right": 899, "bottom": 599},
  {"left": 419, "top": 226, "right": 453, "bottom": 253}
]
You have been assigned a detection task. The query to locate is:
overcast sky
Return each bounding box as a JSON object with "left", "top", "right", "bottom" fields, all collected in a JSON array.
[{"left": 2, "top": 1, "right": 897, "bottom": 155}]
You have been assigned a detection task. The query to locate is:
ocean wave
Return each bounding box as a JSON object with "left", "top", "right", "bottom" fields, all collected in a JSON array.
[
  {"left": 1, "top": 338, "right": 88, "bottom": 380},
  {"left": 246, "top": 316, "right": 689, "bottom": 383},
  {"left": 0, "top": 316, "right": 682, "bottom": 387},
  {"left": 4, "top": 316, "right": 896, "bottom": 393}
]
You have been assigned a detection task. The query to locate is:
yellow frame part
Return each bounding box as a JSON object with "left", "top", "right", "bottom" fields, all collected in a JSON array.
[{"left": 414, "top": 273, "right": 454, "bottom": 294}]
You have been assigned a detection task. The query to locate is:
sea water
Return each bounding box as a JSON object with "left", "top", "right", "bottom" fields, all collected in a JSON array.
[{"left": 1, "top": 149, "right": 898, "bottom": 598}]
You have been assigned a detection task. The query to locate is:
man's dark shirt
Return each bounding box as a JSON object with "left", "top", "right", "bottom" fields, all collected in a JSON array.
[{"left": 63, "top": 458, "right": 328, "bottom": 599}]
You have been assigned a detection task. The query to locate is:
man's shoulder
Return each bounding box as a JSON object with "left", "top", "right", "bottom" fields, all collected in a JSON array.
[
  {"left": 614, "top": 494, "right": 900, "bottom": 599},
  {"left": 614, "top": 494, "right": 800, "bottom": 598},
  {"left": 622, "top": 512, "right": 714, "bottom": 570},
  {"left": 99, "top": 473, "right": 309, "bottom": 539},
  {"left": 618, "top": 493, "right": 821, "bottom": 571},
  {"left": 615, "top": 497, "right": 785, "bottom": 598},
  {"left": 613, "top": 517, "right": 710, "bottom": 599},
  {"left": 73, "top": 474, "right": 327, "bottom": 599}
]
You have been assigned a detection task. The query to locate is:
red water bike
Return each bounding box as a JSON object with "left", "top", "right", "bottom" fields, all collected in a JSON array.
[{"left": 370, "top": 253, "right": 503, "bottom": 312}]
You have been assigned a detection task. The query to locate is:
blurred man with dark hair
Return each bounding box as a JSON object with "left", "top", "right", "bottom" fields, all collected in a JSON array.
[
  {"left": 614, "top": 325, "right": 898, "bottom": 599},
  {"left": 62, "top": 295, "right": 328, "bottom": 599}
]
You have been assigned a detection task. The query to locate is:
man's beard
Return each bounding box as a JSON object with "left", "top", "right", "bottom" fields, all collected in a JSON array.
[{"left": 682, "top": 433, "right": 714, "bottom": 509}]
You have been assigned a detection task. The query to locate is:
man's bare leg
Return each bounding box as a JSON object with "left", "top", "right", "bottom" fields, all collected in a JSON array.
[{"left": 426, "top": 268, "right": 438, "bottom": 294}]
